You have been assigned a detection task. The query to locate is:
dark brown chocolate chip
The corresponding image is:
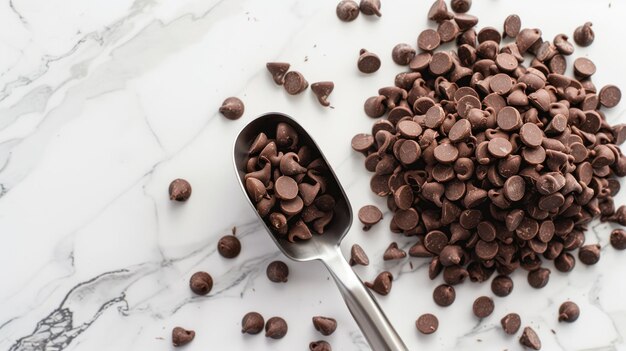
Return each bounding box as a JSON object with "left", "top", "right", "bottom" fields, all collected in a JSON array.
[
  {"left": 364, "top": 95, "right": 387, "bottom": 117},
  {"left": 473, "top": 296, "right": 494, "bottom": 318},
  {"left": 433, "top": 284, "right": 456, "bottom": 306},
  {"left": 350, "top": 244, "right": 370, "bottom": 266},
  {"left": 217, "top": 235, "right": 241, "bottom": 258},
  {"left": 491, "top": 275, "right": 514, "bottom": 297},
  {"left": 219, "top": 97, "right": 245, "bottom": 120},
  {"left": 424, "top": 230, "right": 449, "bottom": 254},
  {"left": 265, "top": 317, "right": 288, "bottom": 339},
  {"left": 266, "top": 62, "right": 290, "bottom": 85},
  {"left": 439, "top": 245, "right": 464, "bottom": 266},
  {"left": 284, "top": 71, "right": 309, "bottom": 95},
  {"left": 528, "top": 267, "right": 550, "bottom": 288},
  {"left": 418, "top": 29, "right": 441, "bottom": 51},
  {"left": 503, "top": 14, "right": 521, "bottom": 38},
  {"left": 574, "top": 22, "right": 594, "bottom": 47},
  {"left": 520, "top": 327, "right": 541, "bottom": 350},
  {"left": 242, "top": 312, "right": 265, "bottom": 334},
  {"left": 169, "top": 178, "right": 192, "bottom": 201},
  {"left": 267, "top": 260, "right": 289, "bottom": 283},
  {"left": 558, "top": 301, "right": 580, "bottom": 323},
  {"left": 395, "top": 208, "right": 420, "bottom": 231},
  {"left": 312, "top": 316, "right": 337, "bottom": 336},
  {"left": 416, "top": 313, "right": 439, "bottom": 334},
  {"left": 359, "top": 0, "right": 381, "bottom": 16},
  {"left": 578, "top": 244, "right": 600, "bottom": 265},
  {"left": 172, "top": 327, "right": 195, "bottom": 347},
  {"left": 501, "top": 313, "right": 521, "bottom": 335},
  {"left": 555, "top": 252, "right": 576, "bottom": 272},
  {"left": 365, "top": 271, "right": 393, "bottom": 295},
  {"left": 383, "top": 242, "right": 407, "bottom": 260},
  {"left": 310, "top": 341, "right": 332, "bottom": 351},
  {"left": 392, "top": 43, "right": 416, "bottom": 65},
  {"left": 358, "top": 49, "right": 381, "bottom": 73},
  {"left": 611, "top": 229, "right": 626, "bottom": 250},
  {"left": 450, "top": 0, "right": 471, "bottom": 13},
  {"left": 336, "top": 0, "right": 360, "bottom": 22},
  {"left": 599, "top": 85, "right": 621, "bottom": 108},
  {"left": 358, "top": 205, "right": 383, "bottom": 229},
  {"left": 573, "top": 57, "right": 596, "bottom": 78},
  {"left": 189, "top": 271, "right": 213, "bottom": 295},
  {"left": 311, "top": 81, "right": 334, "bottom": 107}
]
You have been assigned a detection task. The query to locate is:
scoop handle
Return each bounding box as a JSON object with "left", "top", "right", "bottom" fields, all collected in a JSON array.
[{"left": 321, "top": 246, "right": 408, "bottom": 351}]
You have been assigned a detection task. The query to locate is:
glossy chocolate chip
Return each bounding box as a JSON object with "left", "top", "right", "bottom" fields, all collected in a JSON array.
[
  {"left": 265, "top": 317, "right": 288, "bottom": 339},
  {"left": 473, "top": 296, "right": 494, "bottom": 318},
  {"left": 217, "top": 235, "right": 241, "bottom": 258},
  {"left": 365, "top": 271, "right": 393, "bottom": 295},
  {"left": 558, "top": 301, "right": 580, "bottom": 323},
  {"left": 501, "top": 313, "right": 521, "bottom": 335},
  {"left": 528, "top": 267, "right": 550, "bottom": 288},
  {"left": 242, "top": 312, "right": 265, "bottom": 334},
  {"left": 189, "top": 271, "right": 213, "bottom": 295},
  {"left": 267, "top": 260, "right": 289, "bottom": 283}
]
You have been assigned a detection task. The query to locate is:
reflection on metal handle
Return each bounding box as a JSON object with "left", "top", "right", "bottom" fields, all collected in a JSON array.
[{"left": 322, "top": 247, "right": 408, "bottom": 351}]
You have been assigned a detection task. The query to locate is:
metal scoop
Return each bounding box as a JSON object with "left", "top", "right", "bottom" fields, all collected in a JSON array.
[{"left": 233, "top": 112, "right": 408, "bottom": 351}]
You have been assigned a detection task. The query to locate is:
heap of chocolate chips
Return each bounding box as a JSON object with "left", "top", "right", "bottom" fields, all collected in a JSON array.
[
  {"left": 353, "top": 0, "right": 625, "bottom": 295},
  {"left": 245, "top": 122, "right": 337, "bottom": 242}
]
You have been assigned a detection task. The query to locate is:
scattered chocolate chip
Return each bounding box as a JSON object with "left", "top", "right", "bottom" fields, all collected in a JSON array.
[
  {"left": 573, "top": 22, "right": 594, "bottom": 47},
  {"left": 242, "top": 312, "right": 265, "bottom": 334},
  {"left": 519, "top": 327, "right": 541, "bottom": 350},
  {"left": 358, "top": 205, "right": 383, "bottom": 229},
  {"left": 266, "top": 62, "right": 290, "bottom": 85},
  {"left": 284, "top": 71, "right": 309, "bottom": 95},
  {"left": 392, "top": 43, "right": 416, "bottom": 65},
  {"left": 503, "top": 14, "right": 521, "bottom": 38},
  {"left": 578, "top": 244, "right": 601, "bottom": 265},
  {"left": 172, "top": 327, "right": 195, "bottom": 347},
  {"left": 450, "top": 0, "right": 471, "bottom": 13},
  {"left": 473, "top": 296, "right": 495, "bottom": 318},
  {"left": 310, "top": 340, "right": 332, "bottom": 351},
  {"left": 310, "top": 81, "right": 335, "bottom": 107},
  {"left": 528, "top": 267, "right": 550, "bottom": 288},
  {"left": 217, "top": 235, "right": 241, "bottom": 258},
  {"left": 267, "top": 260, "right": 289, "bottom": 283},
  {"left": 350, "top": 244, "right": 370, "bottom": 265},
  {"left": 312, "top": 316, "right": 337, "bottom": 336},
  {"left": 491, "top": 275, "right": 514, "bottom": 297},
  {"left": 219, "top": 97, "right": 245, "bottom": 120},
  {"left": 501, "top": 313, "right": 521, "bottom": 335},
  {"left": 189, "top": 271, "right": 213, "bottom": 295},
  {"left": 365, "top": 271, "right": 393, "bottom": 295},
  {"left": 265, "top": 317, "right": 288, "bottom": 339},
  {"left": 383, "top": 242, "right": 407, "bottom": 260},
  {"left": 358, "top": 49, "right": 381, "bottom": 73},
  {"left": 558, "top": 301, "right": 580, "bottom": 323},
  {"left": 416, "top": 313, "right": 439, "bottom": 334},
  {"left": 359, "top": 0, "right": 381, "bottom": 16},
  {"left": 336, "top": 0, "right": 360, "bottom": 22},
  {"left": 611, "top": 229, "right": 626, "bottom": 250},
  {"left": 418, "top": 29, "right": 441, "bottom": 52},
  {"left": 169, "top": 179, "right": 192, "bottom": 201},
  {"left": 433, "top": 284, "right": 456, "bottom": 306}
]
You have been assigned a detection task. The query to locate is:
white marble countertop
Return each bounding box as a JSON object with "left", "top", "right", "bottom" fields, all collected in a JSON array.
[{"left": 1, "top": 0, "right": 625, "bottom": 350}]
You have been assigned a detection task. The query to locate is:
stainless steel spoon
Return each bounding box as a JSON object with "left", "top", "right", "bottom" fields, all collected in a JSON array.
[{"left": 233, "top": 112, "right": 408, "bottom": 351}]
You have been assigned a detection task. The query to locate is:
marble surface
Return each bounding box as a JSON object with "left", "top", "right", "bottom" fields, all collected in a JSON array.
[{"left": 1, "top": 0, "right": 625, "bottom": 350}]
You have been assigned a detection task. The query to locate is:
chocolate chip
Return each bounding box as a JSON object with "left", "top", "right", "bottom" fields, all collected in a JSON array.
[
  {"left": 284, "top": 71, "right": 309, "bottom": 95},
  {"left": 350, "top": 244, "right": 370, "bottom": 266},
  {"left": 383, "top": 242, "right": 407, "bottom": 260},
  {"left": 427, "top": 0, "right": 449, "bottom": 22},
  {"left": 217, "top": 235, "right": 241, "bottom": 258},
  {"left": 219, "top": 97, "right": 245, "bottom": 120},
  {"left": 172, "top": 327, "right": 195, "bottom": 347},
  {"left": 169, "top": 179, "right": 192, "bottom": 201},
  {"left": 611, "top": 229, "right": 626, "bottom": 250},
  {"left": 265, "top": 317, "right": 288, "bottom": 339},
  {"left": 424, "top": 230, "right": 449, "bottom": 254},
  {"left": 267, "top": 260, "right": 289, "bottom": 283},
  {"left": 519, "top": 327, "right": 541, "bottom": 350},
  {"left": 578, "top": 244, "right": 600, "bottom": 265},
  {"left": 528, "top": 267, "right": 550, "bottom": 288},
  {"left": 336, "top": 0, "right": 359, "bottom": 22},
  {"left": 309, "top": 341, "right": 332, "bottom": 351},
  {"left": 364, "top": 95, "right": 387, "bottom": 117},
  {"left": 501, "top": 313, "right": 521, "bottom": 335},
  {"left": 450, "top": 0, "right": 471, "bottom": 13},
  {"left": 520, "top": 122, "right": 544, "bottom": 147},
  {"left": 418, "top": 29, "right": 441, "bottom": 51},
  {"left": 555, "top": 252, "right": 576, "bottom": 272},
  {"left": 503, "top": 14, "right": 521, "bottom": 38},
  {"left": 392, "top": 43, "right": 416, "bottom": 65},
  {"left": 574, "top": 22, "right": 594, "bottom": 47},
  {"left": 242, "top": 312, "right": 265, "bottom": 334},
  {"left": 553, "top": 34, "right": 574, "bottom": 55},
  {"left": 359, "top": 0, "right": 381, "bottom": 16},
  {"left": 558, "top": 301, "right": 580, "bottom": 323},
  {"left": 189, "top": 271, "right": 213, "bottom": 295},
  {"left": 491, "top": 275, "right": 514, "bottom": 297},
  {"left": 266, "top": 62, "right": 290, "bottom": 85},
  {"left": 358, "top": 205, "right": 383, "bottom": 230},
  {"left": 365, "top": 271, "right": 393, "bottom": 295},
  {"left": 311, "top": 81, "right": 334, "bottom": 107},
  {"left": 358, "top": 49, "right": 381, "bottom": 73},
  {"left": 416, "top": 313, "right": 439, "bottom": 334},
  {"left": 599, "top": 85, "right": 621, "bottom": 108},
  {"left": 573, "top": 57, "right": 596, "bottom": 78},
  {"left": 473, "top": 296, "right": 494, "bottom": 318},
  {"left": 433, "top": 284, "right": 456, "bottom": 306}
]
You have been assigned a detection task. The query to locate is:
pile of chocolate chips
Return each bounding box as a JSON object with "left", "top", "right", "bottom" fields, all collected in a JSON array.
[
  {"left": 245, "top": 122, "right": 337, "bottom": 242},
  {"left": 352, "top": 0, "right": 625, "bottom": 293}
]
